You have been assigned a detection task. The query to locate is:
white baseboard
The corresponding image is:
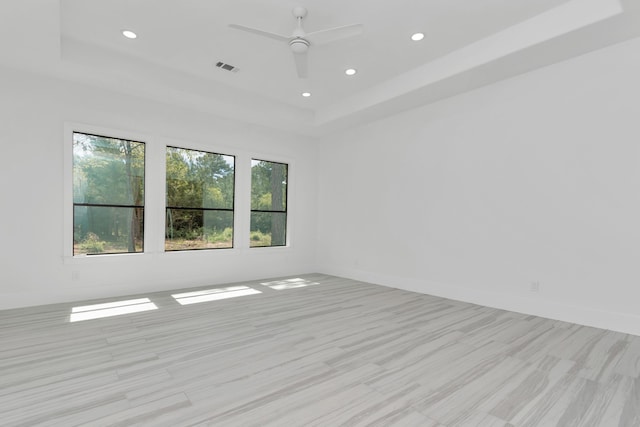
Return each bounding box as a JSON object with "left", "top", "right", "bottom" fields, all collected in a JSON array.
[{"left": 320, "top": 266, "right": 640, "bottom": 337}]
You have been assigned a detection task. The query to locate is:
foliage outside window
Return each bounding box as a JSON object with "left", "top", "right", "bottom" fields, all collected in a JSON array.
[
  {"left": 165, "top": 147, "right": 235, "bottom": 251},
  {"left": 73, "top": 132, "right": 145, "bottom": 255},
  {"left": 251, "top": 159, "right": 288, "bottom": 247}
]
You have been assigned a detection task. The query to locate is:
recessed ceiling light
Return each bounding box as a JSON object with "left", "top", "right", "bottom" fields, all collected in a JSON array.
[
  {"left": 301, "top": 92, "right": 311, "bottom": 97},
  {"left": 411, "top": 32, "right": 425, "bottom": 41},
  {"left": 122, "top": 30, "right": 137, "bottom": 39},
  {"left": 345, "top": 68, "right": 357, "bottom": 76}
]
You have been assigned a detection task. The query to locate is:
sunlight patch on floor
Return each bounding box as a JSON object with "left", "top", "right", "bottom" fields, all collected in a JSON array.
[
  {"left": 260, "top": 277, "right": 320, "bottom": 290},
  {"left": 172, "top": 286, "right": 262, "bottom": 305},
  {"left": 70, "top": 298, "right": 157, "bottom": 322}
]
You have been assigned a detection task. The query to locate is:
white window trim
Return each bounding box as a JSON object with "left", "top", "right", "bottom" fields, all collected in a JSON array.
[
  {"left": 63, "top": 122, "right": 156, "bottom": 262},
  {"left": 63, "top": 122, "right": 295, "bottom": 264}
]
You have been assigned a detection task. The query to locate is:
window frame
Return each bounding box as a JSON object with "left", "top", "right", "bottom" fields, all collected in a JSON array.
[
  {"left": 64, "top": 123, "right": 294, "bottom": 261},
  {"left": 249, "top": 158, "right": 289, "bottom": 248},
  {"left": 68, "top": 129, "right": 147, "bottom": 258},
  {"left": 164, "top": 145, "right": 236, "bottom": 252}
]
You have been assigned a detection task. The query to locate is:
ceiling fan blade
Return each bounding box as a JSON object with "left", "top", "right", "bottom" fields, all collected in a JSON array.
[
  {"left": 305, "top": 23, "right": 363, "bottom": 46},
  {"left": 293, "top": 51, "right": 308, "bottom": 79},
  {"left": 228, "top": 24, "right": 289, "bottom": 42}
]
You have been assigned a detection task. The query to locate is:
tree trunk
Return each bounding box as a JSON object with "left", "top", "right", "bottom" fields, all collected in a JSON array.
[
  {"left": 270, "top": 164, "right": 286, "bottom": 246},
  {"left": 124, "top": 141, "right": 137, "bottom": 252}
]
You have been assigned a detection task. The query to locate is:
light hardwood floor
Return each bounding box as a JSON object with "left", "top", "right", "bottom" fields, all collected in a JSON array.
[{"left": 0, "top": 274, "right": 639, "bottom": 426}]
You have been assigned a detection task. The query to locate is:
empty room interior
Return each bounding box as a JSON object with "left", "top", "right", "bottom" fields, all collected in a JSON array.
[{"left": 2, "top": 0, "right": 640, "bottom": 426}]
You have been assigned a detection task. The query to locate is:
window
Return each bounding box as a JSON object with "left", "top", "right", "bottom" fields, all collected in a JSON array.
[
  {"left": 250, "top": 159, "right": 288, "bottom": 247},
  {"left": 165, "top": 147, "right": 235, "bottom": 251},
  {"left": 72, "top": 132, "right": 145, "bottom": 255}
]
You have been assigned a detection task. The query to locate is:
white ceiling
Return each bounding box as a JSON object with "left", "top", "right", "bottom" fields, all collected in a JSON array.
[{"left": 1, "top": 0, "right": 639, "bottom": 136}]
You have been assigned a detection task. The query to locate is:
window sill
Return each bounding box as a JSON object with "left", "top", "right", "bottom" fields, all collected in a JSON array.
[
  {"left": 63, "top": 244, "right": 293, "bottom": 264},
  {"left": 63, "top": 252, "right": 149, "bottom": 265}
]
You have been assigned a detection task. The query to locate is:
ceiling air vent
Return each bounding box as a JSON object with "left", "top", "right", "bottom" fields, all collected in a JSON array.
[{"left": 216, "top": 61, "right": 239, "bottom": 73}]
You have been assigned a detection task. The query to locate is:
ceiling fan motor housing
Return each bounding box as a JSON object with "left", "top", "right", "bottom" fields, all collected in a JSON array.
[
  {"left": 229, "top": 6, "right": 362, "bottom": 78},
  {"left": 290, "top": 38, "right": 310, "bottom": 53}
]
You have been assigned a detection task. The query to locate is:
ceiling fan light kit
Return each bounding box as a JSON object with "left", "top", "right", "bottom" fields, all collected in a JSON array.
[
  {"left": 289, "top": 38, "right": 309, "bottom": 54},
  {"left": 229, "top": 6, "right": 363, "bottom": 79}
]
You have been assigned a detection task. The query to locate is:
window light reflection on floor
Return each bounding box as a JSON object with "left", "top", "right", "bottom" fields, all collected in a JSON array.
[
  {"left": 260, "top": 277, "right": 320, "bottom": 290},
  {"left": 70, "top": 298, "right": 158, "bottom": 322},
  {"left": 172, "top": 286, "right": 262, "bottom": 305}
]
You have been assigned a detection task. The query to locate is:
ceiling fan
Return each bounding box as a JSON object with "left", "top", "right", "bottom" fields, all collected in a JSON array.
[{"left": 229, "top": 6, "right": 363, "bottom": 79}]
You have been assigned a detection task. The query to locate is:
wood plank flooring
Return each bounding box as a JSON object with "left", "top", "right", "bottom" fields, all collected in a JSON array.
[{"left": 0, "top": 274, "right": 639, "bottom": 426}]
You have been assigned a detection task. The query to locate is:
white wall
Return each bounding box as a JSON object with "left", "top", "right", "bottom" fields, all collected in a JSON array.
[
  {"left": 0, "top": 67, "right": 318, "bottom": 310},
  {"left": 317, "top": 36, "right": 640, "bottom": 335},
  {"left": 2, "top": 36, "right": 640, "bottom": 337}
]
